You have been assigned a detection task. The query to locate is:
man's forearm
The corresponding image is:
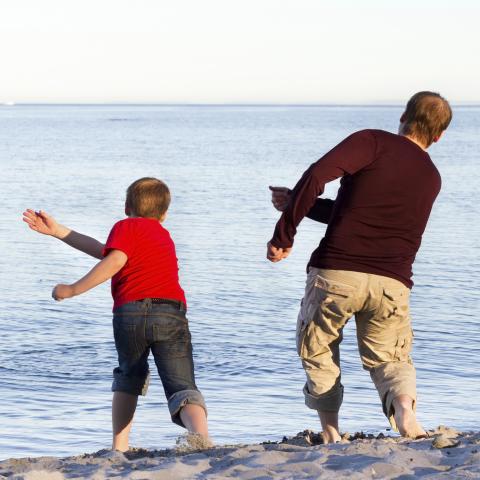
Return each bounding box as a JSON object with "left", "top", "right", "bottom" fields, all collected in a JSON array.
[
  {"left": 306, "top": 198, "right": 335, "bottom": 224},
  {"left": 270, "top": 163, "right": 328, "bottom": 248},
  {"left": 55, "top": 225, "right": 105, "bottom": 259}
]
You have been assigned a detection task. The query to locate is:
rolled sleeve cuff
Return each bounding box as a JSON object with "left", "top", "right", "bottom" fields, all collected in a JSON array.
[{"left": 269, "top": 238, "right": 293, "bottom": 249}]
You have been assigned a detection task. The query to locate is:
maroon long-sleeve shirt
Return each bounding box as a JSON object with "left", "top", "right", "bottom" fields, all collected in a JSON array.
[{"left": 270, "top": 129, "right": 441, "bottom": 288}]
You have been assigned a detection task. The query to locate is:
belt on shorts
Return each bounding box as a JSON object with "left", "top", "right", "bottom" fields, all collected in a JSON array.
[{"left": 137, "top": 297, "right": 186, "bottom": 311}]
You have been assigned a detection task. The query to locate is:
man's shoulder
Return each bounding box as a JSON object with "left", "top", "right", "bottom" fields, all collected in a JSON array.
[
  {"left": 364, "top": 129, "right": 429, "bottom": 152},
  {"left": 344, "top": 129, "right": 391, "bottom": 145},
  {"left": 362, "top": 129, "right": 395, "bottom": 140}
]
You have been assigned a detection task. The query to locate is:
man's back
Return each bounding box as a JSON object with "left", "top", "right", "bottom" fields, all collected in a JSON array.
[{"left": 312, "top": 129, "right": 441, "bottom": 287}]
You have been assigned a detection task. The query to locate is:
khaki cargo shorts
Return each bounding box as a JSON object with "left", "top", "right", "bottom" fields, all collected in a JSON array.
[{"left": 296, "top": 268, "right": 416, "bottom": 430}]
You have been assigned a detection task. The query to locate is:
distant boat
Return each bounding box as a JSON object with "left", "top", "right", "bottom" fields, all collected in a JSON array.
[{"left": 3, "top": 101, "right": 15, "bottom": 106}]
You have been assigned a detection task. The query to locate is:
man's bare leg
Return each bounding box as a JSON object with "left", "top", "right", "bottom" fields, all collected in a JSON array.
[
  {"left": 392, "top": 394, "right": 426, "bottom": 438},
  {"left": 318, "top": 411, "right": 341, "bottom": 443},
  {"left": 112, "top": 391, "right": 138, "bottom": 452}
]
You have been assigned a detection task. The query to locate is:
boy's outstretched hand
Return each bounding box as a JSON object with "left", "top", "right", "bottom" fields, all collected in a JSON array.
[
  {"left": 23, "top": 209, "right": 60, "bottom": 237},
  {"left": 52, "top": 284, "right": 74, "bottom": 301}
]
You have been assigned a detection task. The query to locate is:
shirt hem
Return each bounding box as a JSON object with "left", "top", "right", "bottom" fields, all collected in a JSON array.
[
  {"left": 112, "top": 294, "right": 187, "bottom": 311},
  {"left": 308, "top": 259, "right": 413, "bottom": 289}
]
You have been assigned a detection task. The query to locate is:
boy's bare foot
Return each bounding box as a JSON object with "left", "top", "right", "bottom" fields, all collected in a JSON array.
[
  {"left": 392, "top": 395, "right": 426, "bottom": 439},
  {"left": 175, "top": 432, "right": 214, "bottom": 452},
  {"left": 186, "top": 433, "right": 214, "bottom": 449}
]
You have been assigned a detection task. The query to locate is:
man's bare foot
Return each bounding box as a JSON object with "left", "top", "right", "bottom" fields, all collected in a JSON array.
[
  {"left": 394, "top": 406, "right": 426, "bottom": 438},
  {"left": 321, "top": 428, "right": 341, "bottom": 444},
  {"left": 392, "top": 395, "right": 426, "bottom": 439},
  {"left": 318, "top": 411, "right": 341, "bottom": 443}
]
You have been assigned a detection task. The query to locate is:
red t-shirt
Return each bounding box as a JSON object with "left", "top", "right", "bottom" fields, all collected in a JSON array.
[{"left": 103, "top": 217, "right": 186, "bottom": 310}]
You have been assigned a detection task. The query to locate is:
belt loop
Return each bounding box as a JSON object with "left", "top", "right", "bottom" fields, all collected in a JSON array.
[{"left": 144, "top": 298, "right": 152, "bottom": 311}]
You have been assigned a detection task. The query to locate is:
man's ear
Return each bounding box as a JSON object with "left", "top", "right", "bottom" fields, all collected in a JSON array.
[{"left": 433, "top": 131, "right": 444, "bottom": 143}]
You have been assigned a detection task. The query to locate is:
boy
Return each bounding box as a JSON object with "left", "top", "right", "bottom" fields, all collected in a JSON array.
[{"left": 23, "top": 177, "right": 210, "bottom": 452}]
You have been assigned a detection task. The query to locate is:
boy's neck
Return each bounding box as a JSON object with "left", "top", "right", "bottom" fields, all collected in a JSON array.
[{"left": 127, "top": 215, "right": 165, "bottom": 224}]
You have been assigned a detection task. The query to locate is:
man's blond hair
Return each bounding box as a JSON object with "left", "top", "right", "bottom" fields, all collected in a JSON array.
[
  {"left": 125, "top": 177, "right": 171, "bottom": 219},
  {"left": 403, "top": 91, "right": 452, "bottom": 147}
]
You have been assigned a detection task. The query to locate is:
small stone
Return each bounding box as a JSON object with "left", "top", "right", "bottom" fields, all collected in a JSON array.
[{"left": 432, "top": 434, "right": 460, "bottom": 449}]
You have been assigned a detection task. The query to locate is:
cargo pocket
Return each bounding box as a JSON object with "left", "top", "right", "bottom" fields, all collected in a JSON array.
[
  {"left": 296, "top": 298, "right": 316, "bottom": 356},
  {"left": 315, "top": 275, "right": 356, "bottom": 320},
  {"left": 394, "top": 327, "right": 414, "bottom": 362},
  {"left": 300, "top": 318, "right": 333, "bottom": 361},
  {"left": 379, "top": 286, "right": 409, "bottom": 320}
]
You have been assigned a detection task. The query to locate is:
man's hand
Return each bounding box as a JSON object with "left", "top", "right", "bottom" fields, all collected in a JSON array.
[
  {"left": 52, "top": 284, "right": 75, "bottom": 301},
  {"left": 269, "top": 186, "right": 291, "bottom": 212},
  {"left": 23, "top": 209, "right": 61, "bottom": 237},
  {"left": 267, "top": 242, "right": 292, "bottom": 263}
]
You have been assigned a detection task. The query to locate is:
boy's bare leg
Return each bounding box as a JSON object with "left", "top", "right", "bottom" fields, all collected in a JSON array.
[
  {"left": 392, "top": 394, "right": 426, "bottom": 438},
  {"left": 112, "top": 391, "right": 138, "bottom": 452},
  {"left": 318, "top": 411, "right": 341, "bottom": 443},
  {"left": 180, "top": 404, "right": 210, "bottom": 440}
]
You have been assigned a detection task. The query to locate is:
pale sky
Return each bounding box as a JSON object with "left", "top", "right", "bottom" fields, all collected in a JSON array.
[{"left": 1, "top": 0, "right": 479, "bottom": 104}]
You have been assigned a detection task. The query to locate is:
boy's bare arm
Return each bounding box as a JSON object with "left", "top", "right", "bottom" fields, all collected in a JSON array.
[
  {"left": 52, "top": 249, "right": 128, "bottom": 301},
  {"left": 23, "top": 209, "right": 105, "bottom": 259}
]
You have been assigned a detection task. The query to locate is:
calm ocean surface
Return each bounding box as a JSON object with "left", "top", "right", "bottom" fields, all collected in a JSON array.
[{"left": 0, "top": 105, "right": 478, "bottom": 459}]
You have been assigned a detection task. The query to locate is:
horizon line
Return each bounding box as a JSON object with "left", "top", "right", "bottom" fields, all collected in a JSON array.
[{"left": 2, "top": 101, "right": 480, "bottom": 108}]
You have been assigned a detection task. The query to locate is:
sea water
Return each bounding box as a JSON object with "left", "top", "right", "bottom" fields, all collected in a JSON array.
[{"left": 0, "top": 105, "right": 478, "bottom": 459}]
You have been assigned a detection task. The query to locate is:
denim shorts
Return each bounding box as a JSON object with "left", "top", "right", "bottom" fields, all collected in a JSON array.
[{"left": 112, "top": 298, "right": 207, "bottom": 427}]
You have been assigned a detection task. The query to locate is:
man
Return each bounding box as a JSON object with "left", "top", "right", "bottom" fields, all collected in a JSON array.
[{"left": 267, "top": 92, "right": 452, "bottom": 443}]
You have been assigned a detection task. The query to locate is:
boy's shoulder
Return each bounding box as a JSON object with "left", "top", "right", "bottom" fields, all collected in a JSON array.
[
  {"left": 111, "top": 217, "right": 171, "bottom": 238},
  {"left": 112, "top": 217, "right": 160, "bottom": 227}
]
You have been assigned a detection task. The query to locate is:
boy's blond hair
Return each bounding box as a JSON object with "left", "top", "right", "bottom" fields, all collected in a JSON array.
[
  {"left": 125, "top": 177, "right": 171, "bottom": 219},
  {"left": 403, "top": 91, "right": 452, "bottom": 147}
]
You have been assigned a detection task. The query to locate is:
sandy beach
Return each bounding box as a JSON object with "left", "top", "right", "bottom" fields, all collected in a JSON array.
[{"left": 1, "top": 426, "right": 479, "bottom": 479}]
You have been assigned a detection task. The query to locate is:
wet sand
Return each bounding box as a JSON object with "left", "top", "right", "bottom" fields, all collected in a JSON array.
[{"left": 1, "top": 426, "right": 479, "bottom": 479}]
